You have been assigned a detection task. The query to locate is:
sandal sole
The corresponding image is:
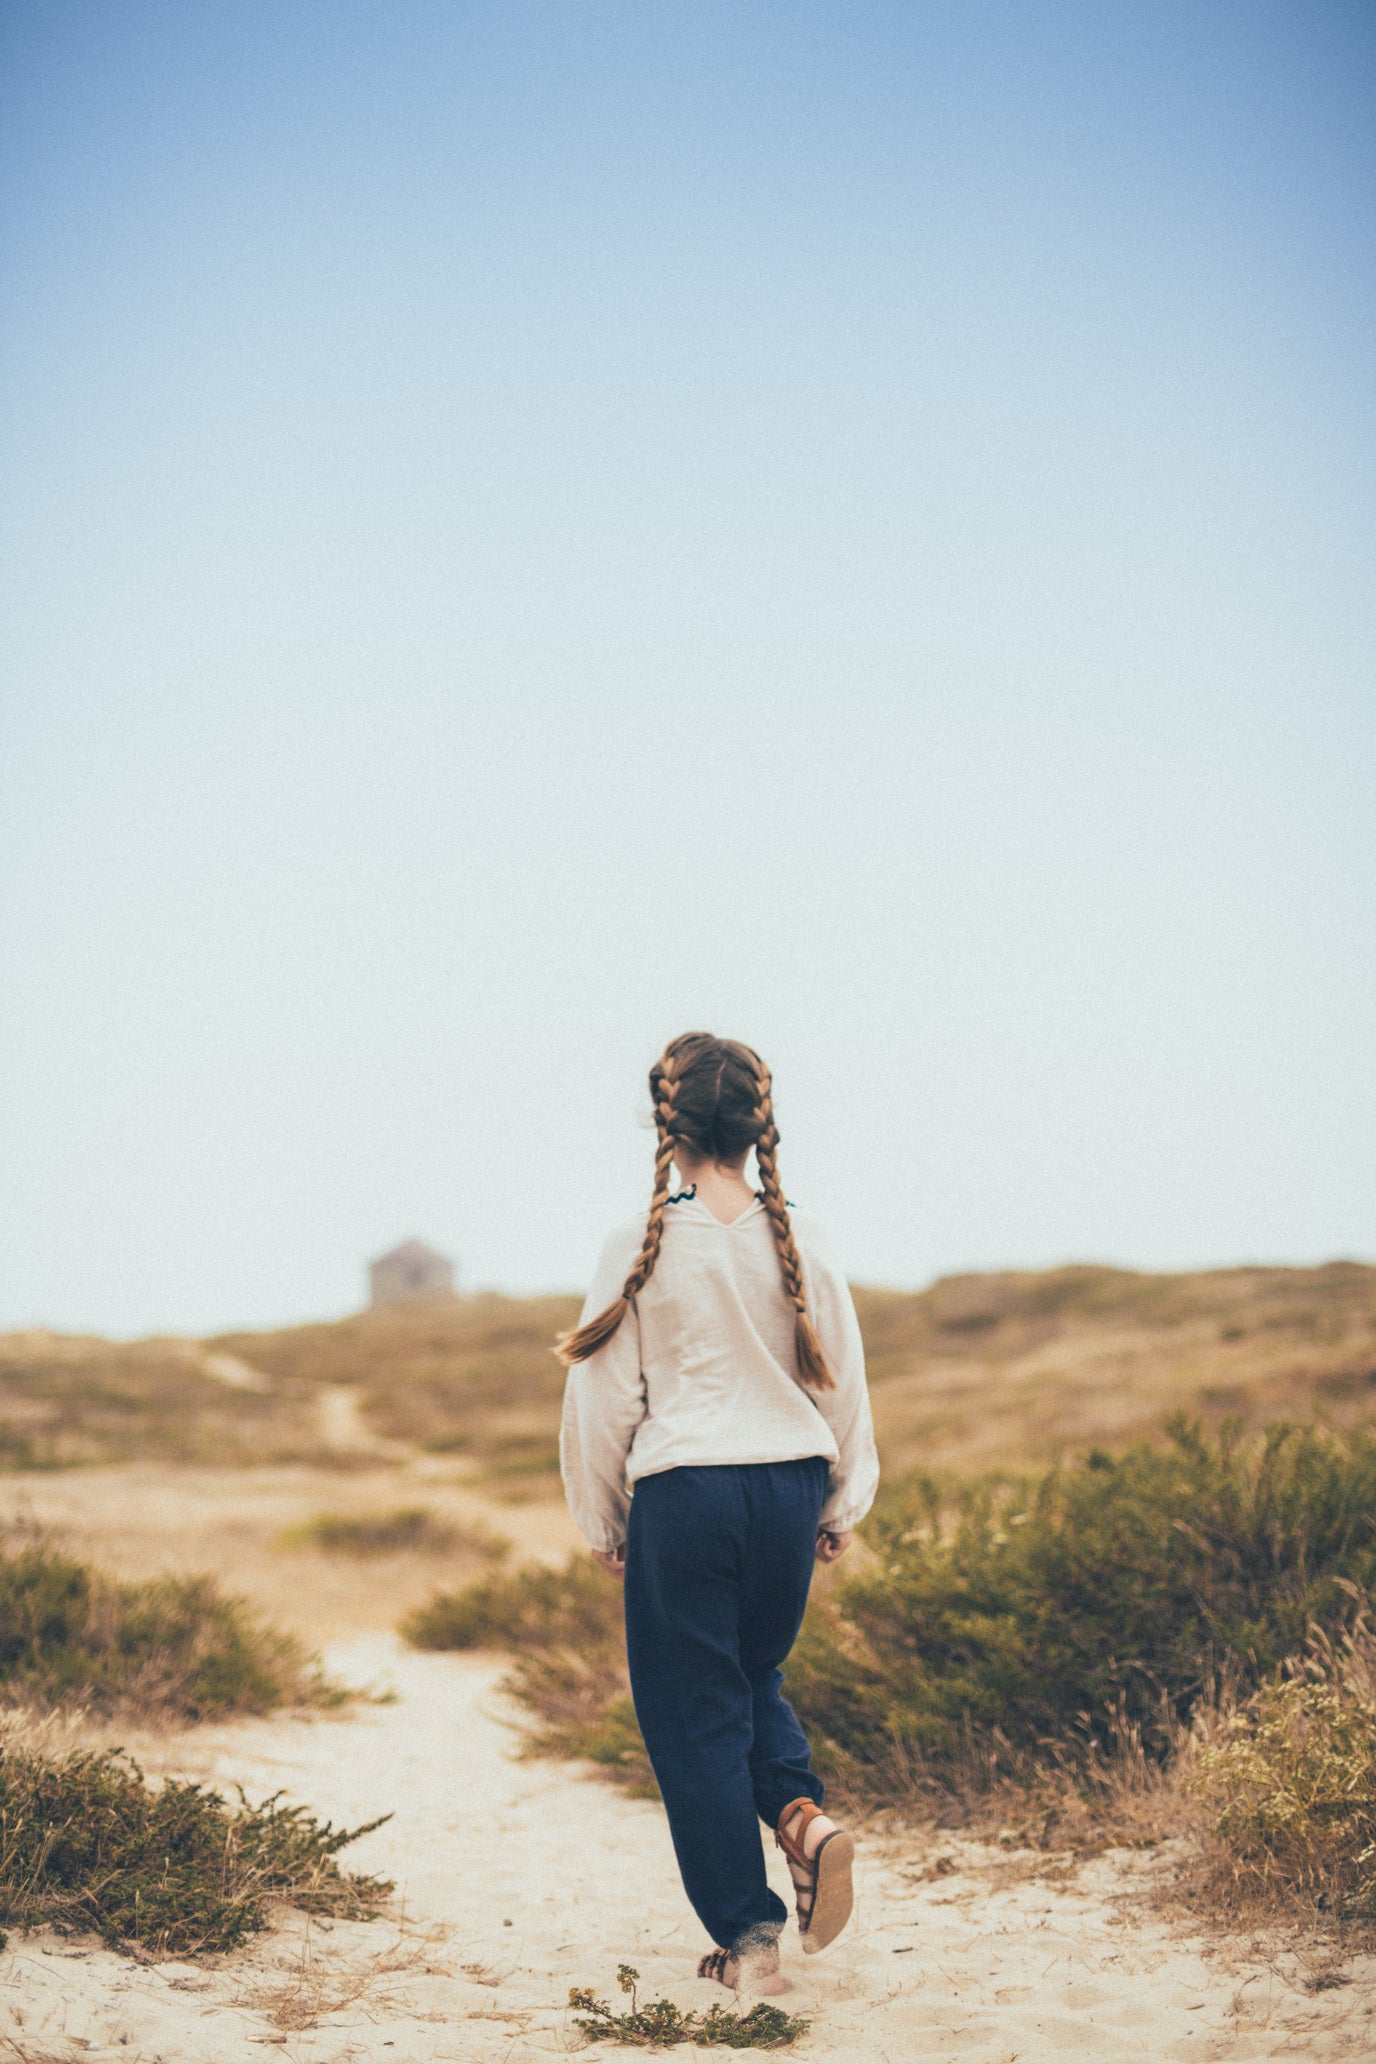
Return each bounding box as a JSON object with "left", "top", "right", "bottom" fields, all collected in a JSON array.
[{"left": 801, "top": 1829, "right": 855, "bottom": 1954}]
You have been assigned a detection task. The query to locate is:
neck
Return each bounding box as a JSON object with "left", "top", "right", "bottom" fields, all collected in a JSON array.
[{"left": 675, "top": 1154, "right": 755, "bottom": 1221}]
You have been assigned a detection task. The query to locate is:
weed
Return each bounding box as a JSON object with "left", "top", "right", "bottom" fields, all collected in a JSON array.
[
  {"left": 569, "top": 1965, "right": 808, "bottom": 2049},
  {"left": 0, "top": 1534, "right": 337, "bottom": 1721},
  {"left": 0, "top": 1745, "right": 392, "bottom": 1955}
]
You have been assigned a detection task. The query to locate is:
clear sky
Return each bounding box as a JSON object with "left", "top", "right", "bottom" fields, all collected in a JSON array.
[{"left": 1, "top": 1, "right": 1373, "bottom": 1337}]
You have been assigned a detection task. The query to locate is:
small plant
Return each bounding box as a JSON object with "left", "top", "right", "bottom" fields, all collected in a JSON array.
[
  {"left": 276, "top": 1507, "right": 507, "bottom": 1560},
  {"left": 1187, "top": 1615, "right": 1376, "bottom": 1917},
  {"left": 568, "top": 1965, "right": 809, "bottom": 2049},
  {"left": 0, "top": 1745, "right": 392, "bottom": 1955},
  {"left": 0, "top": 1535, "right": 339, "bottom": 1721}
]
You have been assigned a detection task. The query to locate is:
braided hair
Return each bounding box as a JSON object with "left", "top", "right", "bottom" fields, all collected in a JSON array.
[{"left": 555, "top": 1033, "right": 835, "bottom": 1389}]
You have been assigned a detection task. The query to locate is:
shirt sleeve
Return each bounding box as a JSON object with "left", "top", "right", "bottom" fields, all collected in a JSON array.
[
  {"left": 558, "top": 1226, "right": 649, "bottom": 1553},
  {"left": 796, "top": 1216, "right": 880, "bottom": 1532}
]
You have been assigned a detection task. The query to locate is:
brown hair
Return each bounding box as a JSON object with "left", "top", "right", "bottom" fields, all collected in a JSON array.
[{"left": 555, "top": 1032, "right": 834, "bottom": 1389}]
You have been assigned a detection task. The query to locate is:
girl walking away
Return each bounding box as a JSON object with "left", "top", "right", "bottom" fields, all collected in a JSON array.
[{"left": 557, "top": 1033, "right": 879, "bottom": 1996}]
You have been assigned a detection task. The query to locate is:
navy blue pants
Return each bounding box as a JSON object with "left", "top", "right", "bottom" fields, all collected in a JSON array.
[{"left": 624, "top": 1458, "right": 829, "bottom": 1953}]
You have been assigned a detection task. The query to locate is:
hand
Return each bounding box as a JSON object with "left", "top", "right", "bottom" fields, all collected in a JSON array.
[
  {"left": 592, "top": 1546, "right": 626, "bottom": 1581},
  {"left": 815, "top": 1528, "right": 852, "bottom": 1564}
]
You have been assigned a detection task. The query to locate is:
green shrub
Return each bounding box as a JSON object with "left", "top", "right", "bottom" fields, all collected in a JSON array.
[
  {"left": 0, "top": 1745, "right": 391, "bottom": 1955},
  {"left": 276, "top": 1506, "right": 508, "bottom": 1560},
  {"left": 788, "top": 1420, "right": 1376, "bottom": 1772},
  {"left": 0, "top": 1537, "right": 336, "bottom": 1721},
  {"left": 402, "top": 1424, "right": 1376, "bottom": 1821},
  {"left": 403, "top": 1553, "right": 616, "bottom": 1651},
  {"left": 1186, "top": 1620, "right": 1376, "bottom": 1917}
]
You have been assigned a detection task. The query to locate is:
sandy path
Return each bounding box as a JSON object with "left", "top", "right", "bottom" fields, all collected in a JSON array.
[{"left": 4, "top": 1636, "right": 1373, "bottom": 2064}]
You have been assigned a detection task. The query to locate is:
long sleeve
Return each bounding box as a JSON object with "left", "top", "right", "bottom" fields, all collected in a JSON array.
[
  {"left": 558, "top": 1227, "right": 648, "bottom": 1553},
  {"left": 796, "top": 1217, "right": 880, "bottom": 1532}
]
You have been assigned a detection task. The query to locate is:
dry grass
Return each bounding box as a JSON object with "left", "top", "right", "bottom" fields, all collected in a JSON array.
[
  {"left": 0, "top": 1332, "right": 327, "bottom": 1470},
  {"left": 214, "top": 1293, "right": 579, "bottom": 1485},
  {"left": 1182, "top": 1615, "right": 1376, "bottom": 1924},
  {"left": 239, "top": 1920, "right": 450, "bottom": 2034},
  {"left": 854, "top": 1260, "right": 1376, "bottom": 1477}
]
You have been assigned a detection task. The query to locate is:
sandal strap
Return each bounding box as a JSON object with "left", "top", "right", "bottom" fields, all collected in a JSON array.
[{"left": 774, "top": 1796, "right": 825, "bottom": 1869}]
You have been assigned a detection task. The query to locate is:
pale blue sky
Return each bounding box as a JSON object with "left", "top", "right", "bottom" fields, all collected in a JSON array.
[{"left": 1, "top": 2, "right": 1373, "bottom": 1335}]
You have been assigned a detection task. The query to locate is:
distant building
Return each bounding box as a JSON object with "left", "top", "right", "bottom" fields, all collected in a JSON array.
[{"left": 368, "top": 1239, "right": 457, "bottom": 1307}]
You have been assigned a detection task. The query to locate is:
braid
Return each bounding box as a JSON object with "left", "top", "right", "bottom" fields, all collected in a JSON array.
[
  {"left": 556, "top": 1032, "right": 834, "bottom": 1389},
  {"left": 555, "top": 1052, "right": 682, "bottom": 1364},
  {"left": 750, "top": 1056, "right": 835, "bottom": 1391}
]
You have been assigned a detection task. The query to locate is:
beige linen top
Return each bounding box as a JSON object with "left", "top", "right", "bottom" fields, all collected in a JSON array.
[{"left": 558, "top": 1192, "right": 880, "bottom": 1553}]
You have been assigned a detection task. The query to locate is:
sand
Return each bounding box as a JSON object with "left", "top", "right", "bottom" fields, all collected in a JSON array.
[{"left": 3, "top": 1632, "right": 1373, "bottom": 2064}]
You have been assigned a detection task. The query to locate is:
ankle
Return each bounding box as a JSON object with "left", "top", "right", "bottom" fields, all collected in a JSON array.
[
  {"left": 733, "top": 1940, "right": 784, "bottom": 1996},
  {"left": 779, "top": 1801, "right": 839, "bottom": 1860}
]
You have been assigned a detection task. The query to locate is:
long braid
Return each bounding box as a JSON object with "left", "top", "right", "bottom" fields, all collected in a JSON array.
[
  {"left": 554, "top": 1051, "right": 682, "bottom": 1364},
  {"left": 750, "top": 1056, "right": 835, "bottom": 1391}
]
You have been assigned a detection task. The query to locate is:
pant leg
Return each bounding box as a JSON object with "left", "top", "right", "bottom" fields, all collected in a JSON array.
[
  {"left": 739, "top": 1457, "right": 831, "bottom": 1828},
  {"left": 624, "top": 1466, "right": 789, "bottom": 1951}
]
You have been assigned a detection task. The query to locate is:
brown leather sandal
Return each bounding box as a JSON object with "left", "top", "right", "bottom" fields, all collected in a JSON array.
[
  {"left": 697, "top": 1941, "right": 784, "bottom": 1994},
  {"left": 698, "top": 1948, "right": 733, "bottom": 1986},
  {"left": 775, "top": 1796, "right": 855, "bottom": 1954}
]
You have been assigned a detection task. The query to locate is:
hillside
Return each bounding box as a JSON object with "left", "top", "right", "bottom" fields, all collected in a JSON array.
[{"left": 2, "top": 1262, "right": 1373, "bottom": 1484}]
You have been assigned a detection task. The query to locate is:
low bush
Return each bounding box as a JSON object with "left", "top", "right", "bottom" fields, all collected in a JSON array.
[
  {"left": 403, "top": 1553, "right": 616, "bottom": 1652},
  {"left": 276, "top": 1506, "right": 508, "bottom": 1560},
  {"left": 0, "top": 1536, "right": 336, "bottom": 1721},
  {"left": 403, "top": 1423, "right": 1376, "bottom": 1825},
  {"left": 0, "top": 1745, "right": 392, "bottom": 1955},
  {"left": 1186, "top": 1616, "right": 1376, "bottom": 1918},
  {"left": 788, "top": 1419, "right": 1376, "bottom": 1777}
]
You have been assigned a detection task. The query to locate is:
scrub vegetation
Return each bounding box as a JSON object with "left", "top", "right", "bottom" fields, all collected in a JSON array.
[
  {"left": 0, "top": 1532, "right": 336, "bottom": 1722},
  {"left": 407, "top": 1422, "right": 1376, "bottom": 1920},
  {"left": 0, "top": 1536, "right": 380, "bottom": 1959},
  {"left": 784, "top": 1419, "right": 1376, "bottom": 1771},
  {"left": 0, "top": 1746, "right": 391, "bottom": 1955}
]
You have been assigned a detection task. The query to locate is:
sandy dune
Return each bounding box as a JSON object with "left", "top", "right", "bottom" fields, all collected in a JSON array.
[{"left": 4, "top": 1634, "right": 1373, "bottom": 2064}]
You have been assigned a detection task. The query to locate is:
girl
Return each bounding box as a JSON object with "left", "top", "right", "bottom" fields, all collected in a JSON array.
[{"left": 557, "top": 1032, "right": 879, "bottom": 1995}]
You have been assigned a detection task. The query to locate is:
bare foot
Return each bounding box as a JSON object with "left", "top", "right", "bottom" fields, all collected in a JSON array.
[{"left": 697, "top": 1942, "right": 785, "bottom": 1995}]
